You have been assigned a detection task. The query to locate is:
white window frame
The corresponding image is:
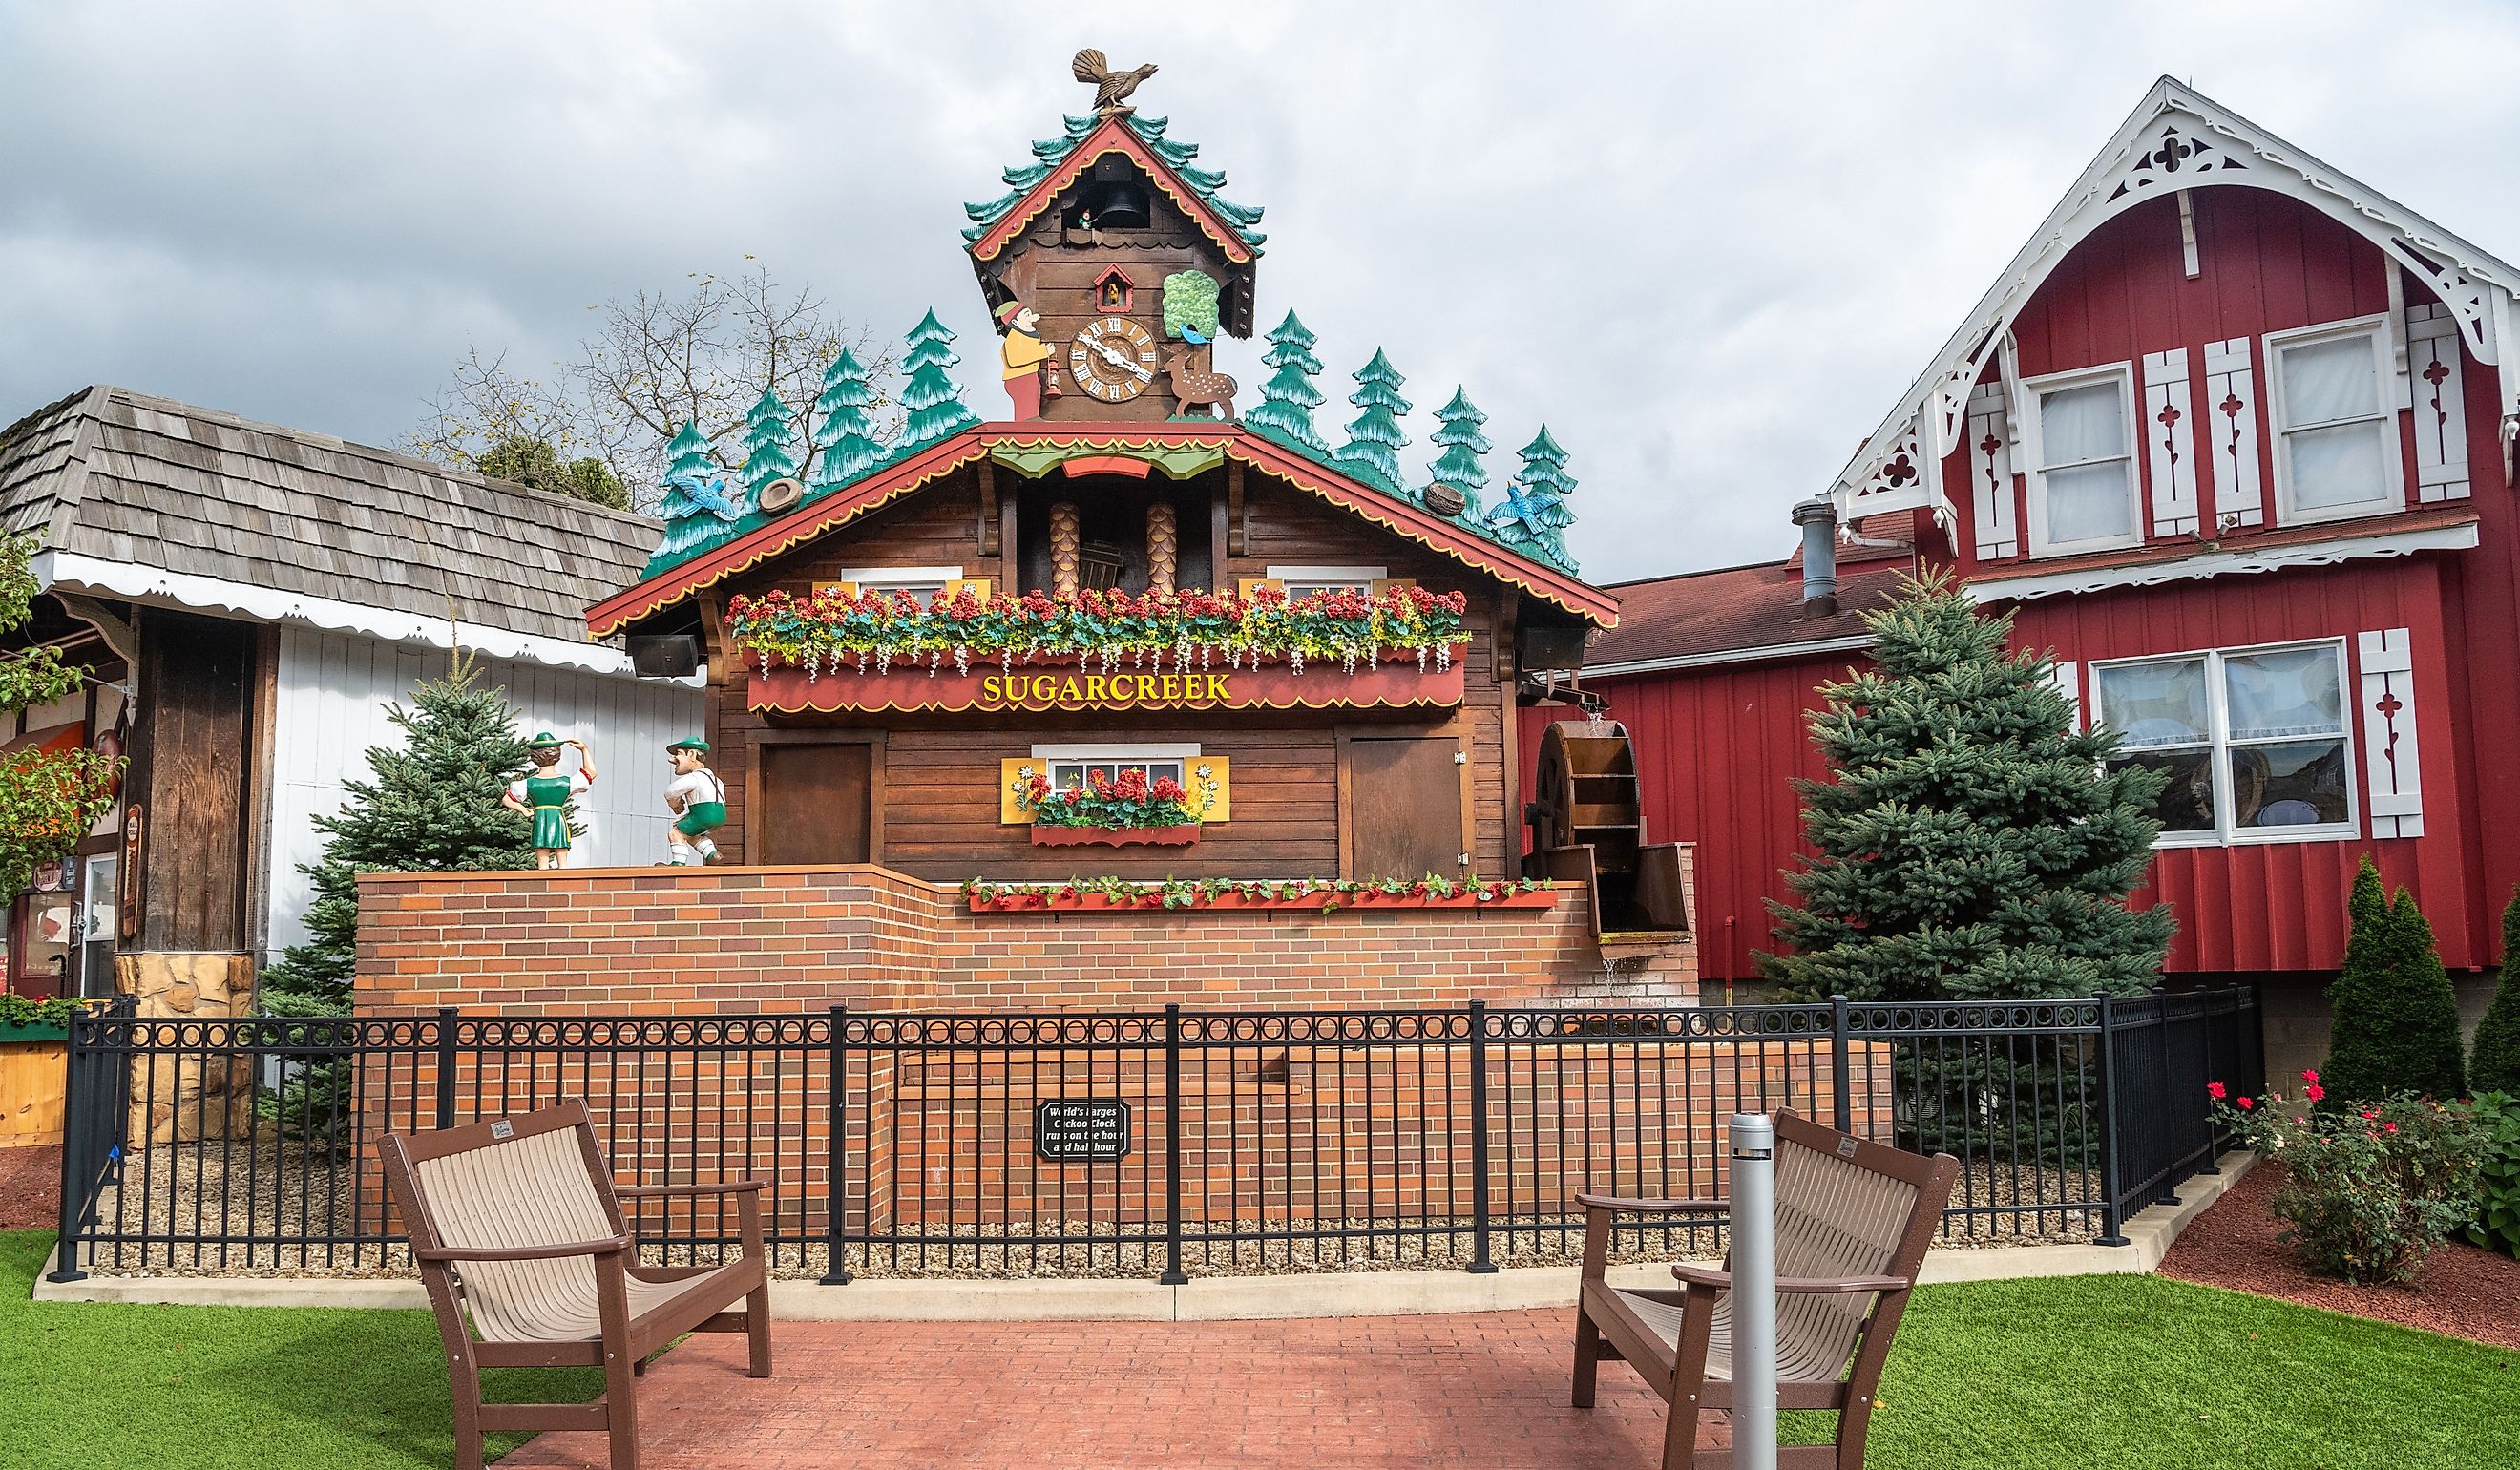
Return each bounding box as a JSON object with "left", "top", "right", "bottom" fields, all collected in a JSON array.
[
  {"left": 2089, "top": 637, "right": 2359, "bottom": 849},
  {"left": 843, "top": 564, "right": 962, "bottom": 603},
  {"left": 1266, "top": 564, "right": 1386, "bottom": 599},
  {"left": 1029, "top": 742, "right": 1199, "bottom": 793},
  {"left": 2263, "top": 316, "right": 2404, "bottom": 526},
  {"left": 2022, "top": 362, "right": 2144, "bottom": 557}
]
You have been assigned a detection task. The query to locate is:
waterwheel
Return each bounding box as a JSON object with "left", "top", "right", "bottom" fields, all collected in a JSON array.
[{"left": 1524, "top": 719, "right": 1687, "bottom": 937}]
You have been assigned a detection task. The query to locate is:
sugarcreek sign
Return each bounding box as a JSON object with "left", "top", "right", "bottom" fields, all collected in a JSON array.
[{"left": 748, "top": 658, "right": 1465, "bottom": 715}]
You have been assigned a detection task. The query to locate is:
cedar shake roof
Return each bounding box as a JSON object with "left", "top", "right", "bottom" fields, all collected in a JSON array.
[
  {"left": 0, "top": 386, "right": 662, "bottom": 646},
  {"left": 1584, "top": 555, "right": 1908, "bottom": 670}
]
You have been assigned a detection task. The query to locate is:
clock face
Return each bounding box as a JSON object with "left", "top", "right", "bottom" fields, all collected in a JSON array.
[{"left": 1067, "top": 316, "right": 1158, "bottom": 403}]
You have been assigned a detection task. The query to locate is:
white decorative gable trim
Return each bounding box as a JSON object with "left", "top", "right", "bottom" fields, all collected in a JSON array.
[
  {"left": 2356, "top": 628, "right": 2423, "bottom": 840},
  {"left": 30, "top": 549, "right": 640, "bottom": 677},
  {"left": 1964, "top": 518, "right": 2478, "bottom": 603},
  {"left": 1828, "top": 78, "right": 2520, "bottom": 524},
  {"left": 2406, "top": 301, "right": 2471, "bottom": 501},
  {"left": 2142, "top": 348, "right": 2200, "bottom": 537}
]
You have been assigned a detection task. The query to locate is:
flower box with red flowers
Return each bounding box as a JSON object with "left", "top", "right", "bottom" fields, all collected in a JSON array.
[
  {"left": 962, "top": 876, "right": 1561, "bottom": 914},
  {"left": 1019, "top": 766, "right": 1202, "bottom": 847}
]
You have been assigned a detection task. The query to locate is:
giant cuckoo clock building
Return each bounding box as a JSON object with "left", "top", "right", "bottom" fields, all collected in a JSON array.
[{"left": 482, "top": 53, "right": 1696, "bottom": 1014}]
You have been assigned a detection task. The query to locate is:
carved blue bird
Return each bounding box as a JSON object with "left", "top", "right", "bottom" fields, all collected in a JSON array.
[
  {"left": 662, "top": 469, "right": 746, "bottom": 522},
  {"left": 1179, "top": 325, "right": 1209, "bottom": 347}
]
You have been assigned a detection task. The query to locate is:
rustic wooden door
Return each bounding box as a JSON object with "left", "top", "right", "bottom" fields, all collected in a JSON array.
[
  {"left": 756, "top": 743, "right": 874, "bottom": 865},
  {"left": 1340, "top": 733, "right": 1469, "bottom": 881}
]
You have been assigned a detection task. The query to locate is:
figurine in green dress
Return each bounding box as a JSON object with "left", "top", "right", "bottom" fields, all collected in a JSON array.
[{"left": 502, "top": 733, "right": 598, "bottom": 869}]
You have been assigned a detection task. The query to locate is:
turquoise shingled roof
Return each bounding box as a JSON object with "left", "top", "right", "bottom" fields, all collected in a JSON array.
[{"left": 963, "top": 114, "right": 1267, "bottom": 252}]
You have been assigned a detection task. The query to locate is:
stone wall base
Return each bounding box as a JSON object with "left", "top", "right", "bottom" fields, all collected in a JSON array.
[{"left": 116, "top": 952, "right": 258, "bottom": 1147}]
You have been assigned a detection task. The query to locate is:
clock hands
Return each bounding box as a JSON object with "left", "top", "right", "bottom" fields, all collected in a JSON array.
[{"left": 1086, "top": 335, "right": 1152, "bottom": 382}]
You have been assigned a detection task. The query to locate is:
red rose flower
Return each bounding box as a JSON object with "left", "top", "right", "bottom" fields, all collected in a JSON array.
[{"left": 2236, "top": 1096, "right": 2254, "bottom": 1110}]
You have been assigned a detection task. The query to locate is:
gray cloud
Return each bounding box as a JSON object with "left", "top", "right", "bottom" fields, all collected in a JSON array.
[{"left": 5, "top": 1, "right": 2514, "bottom": 581}]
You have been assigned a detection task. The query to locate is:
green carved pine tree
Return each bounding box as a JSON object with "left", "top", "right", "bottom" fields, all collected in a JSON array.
[
  {"left": 664, "top": 420, "right": 717, "bottom": 483},
  {"left": 1244, "top": 311, "right": 1328, "bottom": 453},
  {"left": 810, "top": 347, "right": 889, "bottom": 490},
  {"left": 1484, "top": 428, "right": 1580, "bottom": 572},
  {"left": 1425, "top": 388, "right": 1490, "bottom": 519},
  {"left": 258, "top": 652, "right": 537, "bottom": 1148},
  {"left": 2322, "top": 857, "right": 2468, "bottom": 1102},
  {"left": 897, "top": 309, "right": 979, "bottom": 451},
  {"left": 2472, "top": 888, "right": 2520, "bottom": 1094},
  {"left": 1332, "top": 348, "right": 1410, "bottom": 494},
  {"left": 1759, "top": 572, "right": 2176, "bottom": 1002},
  {"left": 740, "top": 388, "right": 799, "bottom": 500}
]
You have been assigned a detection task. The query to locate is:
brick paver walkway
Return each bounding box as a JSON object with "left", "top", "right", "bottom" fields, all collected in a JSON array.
[{"left": 499, "top": 1308, "right": 1726, "bottom": 1469}]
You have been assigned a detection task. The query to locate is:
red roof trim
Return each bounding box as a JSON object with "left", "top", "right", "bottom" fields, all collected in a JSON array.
[
  {"left": 586, "top": 424, "right": 1616, "bottom": 635},
  {"left": 966, "top": 117, "right": 1254, "bottom": 267}
]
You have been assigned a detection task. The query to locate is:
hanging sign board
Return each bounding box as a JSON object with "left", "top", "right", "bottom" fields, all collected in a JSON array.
[
  {"left": 1034, "top": 1099, "right": 1132, "bottom": 1162},
  {"left": 751, "top": 660, "right": 1462, "bottom": 715}
]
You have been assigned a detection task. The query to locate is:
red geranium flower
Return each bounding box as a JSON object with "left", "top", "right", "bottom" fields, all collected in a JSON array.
[{"left": 2302, "top": 1082, "right": 2325, "bottom": 1102}]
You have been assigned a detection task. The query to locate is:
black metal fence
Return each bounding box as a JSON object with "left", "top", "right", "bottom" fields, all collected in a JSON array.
[{"left": 48, "top": 989, "right": 2260, "bottom": 1284}]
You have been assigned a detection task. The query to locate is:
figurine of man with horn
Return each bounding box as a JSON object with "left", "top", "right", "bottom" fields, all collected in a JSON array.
[{"left": 503, "top": 733, "right": 597, "bottom": 870}]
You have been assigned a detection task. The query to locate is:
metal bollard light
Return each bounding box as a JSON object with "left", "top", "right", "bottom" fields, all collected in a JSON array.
[{"left": 1729, "top": 1112, "right": 1777, "bottom": 1470}]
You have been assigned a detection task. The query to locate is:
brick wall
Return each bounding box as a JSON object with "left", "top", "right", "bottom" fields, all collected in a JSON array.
[{"left": 352, "top": 864, "right": 1698, "bottom": 1015}]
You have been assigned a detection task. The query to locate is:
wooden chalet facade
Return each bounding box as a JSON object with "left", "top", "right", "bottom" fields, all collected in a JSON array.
[
  {"left": 589, "top": 78, "right": 1637, "bottom": 905},
  {"left": 1557, "top": 80, "right": 2520, "bottom": 1064}
]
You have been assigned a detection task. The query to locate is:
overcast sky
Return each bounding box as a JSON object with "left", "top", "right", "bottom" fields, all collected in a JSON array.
[{"left": 6, "top": 3, "right": 2517, "bottom": 583}]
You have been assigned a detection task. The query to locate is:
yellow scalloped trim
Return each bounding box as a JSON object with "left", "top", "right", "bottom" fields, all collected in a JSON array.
[{"left": 968, "top": 120, "right": 1255, "bottom": 266}]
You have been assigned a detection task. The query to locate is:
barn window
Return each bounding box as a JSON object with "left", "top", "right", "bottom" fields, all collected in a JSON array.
[
  {"left": 2266, "top": 318, "right": 2401, "bottom": 524},
  {"left": 2024, "top": 364, "right": 2141, "bottom": 556},
  {"left": 2090, "top": 640, "right": 2355, "bottom": 846},
  {"left": 1263, "top": 565, "right": 1390, "bottom": 599},
  {"left": 837, "top": 565, "right": 964, "bottom": 604}
]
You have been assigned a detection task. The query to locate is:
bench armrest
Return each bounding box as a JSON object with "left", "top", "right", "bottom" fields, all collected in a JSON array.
[
  {"left": 1574, "top": 1192, "right": 1729, "bottom": 1214},
  {"left": 1670, "top": 1262, "right": 1911, "bottom": 1294},
  {"left": 414, "top": 1232, "right": 635, "bottom": 1263},
  {"left": 617, "top": 1178, "right": 770, "bottom": 1199}
]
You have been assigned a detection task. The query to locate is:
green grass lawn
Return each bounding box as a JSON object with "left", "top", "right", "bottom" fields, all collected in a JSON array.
[{"left": 5, "top": 1228, "right": 2514, "bottom": 1469}]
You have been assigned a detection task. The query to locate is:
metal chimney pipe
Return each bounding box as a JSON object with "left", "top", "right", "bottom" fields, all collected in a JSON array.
[
  {"left": 1793, "top": 498, "right": 1838, "bottom": 616},
  {"left": 1730, "top": 1112, "right": 1778, "bottom": 1470}
]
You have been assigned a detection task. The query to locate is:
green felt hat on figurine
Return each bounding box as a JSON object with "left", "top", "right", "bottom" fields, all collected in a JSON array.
[
  {"left": 526, "top": 731, "right": 563, "bottom": 750},
  {"left": 667, "top": 737, "right": 710, "bottom": 755}
]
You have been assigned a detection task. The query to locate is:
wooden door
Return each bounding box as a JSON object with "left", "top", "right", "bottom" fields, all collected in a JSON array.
[
  {"left": 755, "top": 742, "right": 873, "bottom": 865},
  {"left": 1340, "top": 733, "right": 1469, "bottom": 881}
]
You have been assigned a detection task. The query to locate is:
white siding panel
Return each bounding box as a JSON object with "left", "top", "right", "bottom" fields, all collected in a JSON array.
[{"left": 263, "top": 630, "right": 704, "bottom": 956}]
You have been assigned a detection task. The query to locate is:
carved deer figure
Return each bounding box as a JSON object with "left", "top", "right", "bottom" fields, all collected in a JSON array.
[{"left": 1163, "top": 343, "right": 1237, "bottom": 420}]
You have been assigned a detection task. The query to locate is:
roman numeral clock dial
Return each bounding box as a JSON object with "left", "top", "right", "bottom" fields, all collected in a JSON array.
[{"left": 1067, "top": 316, "right": 1158, "bottom": 403}]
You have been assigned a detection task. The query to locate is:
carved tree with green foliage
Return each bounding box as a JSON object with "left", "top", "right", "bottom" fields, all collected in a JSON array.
[
  {"left": 1484, "top": 428, "right": 1580, "bottom": 572},
  {"left": 1425, "top": 388, "right": 1491, "bottom": 518},
  {"left": 663, "top": 421, "right": 716, "bottom": 485},
  {"left": 1333, "top": 349, "right": 1410, "bottom": 494},
  {"left": 809, "top": 347, "right": 889, "bottom": 489},
  {"left": 896, "top": 310, "right": 979, "bottom": 451},
  {"left": 1762, "top": 572, "right": 2176, "bottom": 1002},
  {"left": 2321, "top": 857, "right": 2468, "bottom": 1102},
  {"left": 1161, "top": 270, "right": 1222, "bottom": 341},
  {"left": 739, "top": 388, "right": 799, "bottom": 500},
  {"left": 0, "top": 536, "right": 120, "bottom": 901},
  {"left": 1244, "top": 311, "right": 1329, "bottom": 453}
]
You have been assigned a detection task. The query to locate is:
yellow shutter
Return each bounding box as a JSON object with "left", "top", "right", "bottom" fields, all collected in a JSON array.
[
  {"left": 1236, "top": 578, "right": 1284, "bottom": 600},
  {"left": 1000, "top": 757, "right": 1041, "bottom": 824},
  {"left": 1184, "top": 756, "right": 1229, "bottom": 822},
  {"left": 945, "top": 578, "right": 993, "bottom": 601},
  {"left": 812, "top": 579, "right": 859, "bottom": 598},
  {"left": 1368, "top": 578, "right": 1418, "bottom": 597}
]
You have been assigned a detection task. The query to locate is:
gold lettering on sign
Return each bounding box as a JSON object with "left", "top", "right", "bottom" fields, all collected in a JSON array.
[{"left": 971, "top": 670, "right": 1238, "bottom": 710}]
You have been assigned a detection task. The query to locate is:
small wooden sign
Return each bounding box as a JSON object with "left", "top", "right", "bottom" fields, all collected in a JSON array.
[
  {"left": 118, "top": 804, "right": 144, "bottom": 940},
  {"left": 1034, "top": 1099, "right": 1131, "bottom": 1162}
]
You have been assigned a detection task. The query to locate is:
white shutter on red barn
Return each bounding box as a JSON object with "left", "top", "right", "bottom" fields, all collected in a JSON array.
[
  {"left": 2357, "top": 628, "right": 2424, "bottom": 840},
  {"left": 2048, "top": 661, "right": 2083, "bottom": 728},
  {"left": 2405, "top": 302, "right": 2471, "bottom": 502},
  {"left": 2143, "top": 348, "right": 2200, "bottom": 536},
  {"left": 1966, "top": 381, "right": 2018, "bottom": 558},
  {"left": 2202, "top": 338, "right": 2265, "bottom": 529}
]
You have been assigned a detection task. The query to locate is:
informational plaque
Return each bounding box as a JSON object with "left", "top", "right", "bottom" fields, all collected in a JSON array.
[{"left": 1034, "top": 1099, "right": 1131, "bottom": 1162}]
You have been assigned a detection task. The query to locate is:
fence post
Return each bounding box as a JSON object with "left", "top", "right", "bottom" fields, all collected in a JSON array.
[
  {"left": 1830, "top": 995, "right": 1854, "bottom": 1136},
  {"left": 2192, "top": 992, "right": 2220, "bottom": 1175},
  {"left": 821, "top": 1003, "right": 852, "bottom": 1285},
  {"left": 47, "top": 1007, "right": 91, "bottom": 1284},
  {"left": 2092, "top": 992, "right": 2129, "bottom": 1248},
  {"left": 1466, "top": 999, "right": 1496, "bottom": 1273},
  {"left": 1159, "top": 1002, "right": 1187, "bottom": 1287},
  {"left": 433, "top": 1007, "right": 459, "bottom": 1130}
]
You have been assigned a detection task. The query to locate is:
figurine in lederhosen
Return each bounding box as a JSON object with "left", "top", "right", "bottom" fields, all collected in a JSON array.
[
  {"left": 663, "top": 737, "right": 726, "bottom": 865},
  {"left": 503, "top": 732, "right": 597, "bottom": 870}
]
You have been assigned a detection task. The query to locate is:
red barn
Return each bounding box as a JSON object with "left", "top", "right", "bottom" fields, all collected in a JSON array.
[{"left": 1542, "top": 80, "right": 2520, "bottom": 1072}]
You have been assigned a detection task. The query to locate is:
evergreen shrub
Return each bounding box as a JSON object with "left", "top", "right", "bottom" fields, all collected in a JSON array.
[{"left": 2321, "top": 857, "right": 2466, "bottom": 1102}]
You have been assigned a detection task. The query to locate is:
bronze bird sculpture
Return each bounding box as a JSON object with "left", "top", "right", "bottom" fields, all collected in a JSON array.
[{"left": 1073, "top": 49, "right": 1157, "bottom": 116}]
